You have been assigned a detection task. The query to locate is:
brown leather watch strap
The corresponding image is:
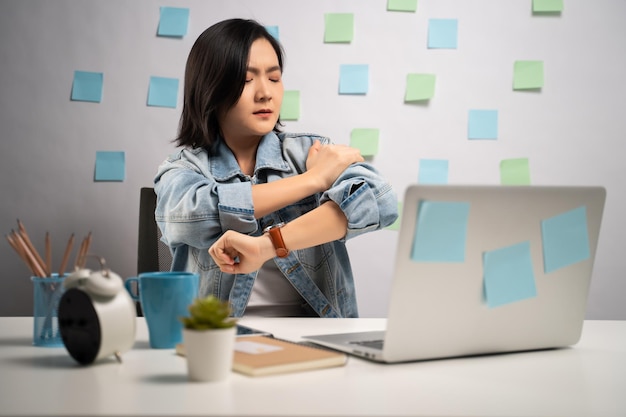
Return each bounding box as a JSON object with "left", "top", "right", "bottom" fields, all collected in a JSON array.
[{"left": 264, "top": 223, "right": 289, "bottom": 258}]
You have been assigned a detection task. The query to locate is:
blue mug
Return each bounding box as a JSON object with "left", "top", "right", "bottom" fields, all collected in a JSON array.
[{"left": 125, "top": 272, "right": 198, "bottom": 349}]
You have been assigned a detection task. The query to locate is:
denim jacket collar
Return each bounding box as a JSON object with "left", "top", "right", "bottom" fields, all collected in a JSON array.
[{"left": 211, "top": 132, "right": 291, "bottom": 181}]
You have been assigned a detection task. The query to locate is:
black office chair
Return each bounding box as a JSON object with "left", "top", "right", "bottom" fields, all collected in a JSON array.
[
  {"left": 136, "top": 187, "right": 173, "bottom": 315},
  {"left": 138, "top": 187, "right": 173, "bottom": 274}
]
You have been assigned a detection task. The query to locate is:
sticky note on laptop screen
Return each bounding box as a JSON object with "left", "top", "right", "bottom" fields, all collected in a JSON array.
[
  {"left": 411, "top": 201, "right": 470, "bottom": 262},
  {"left": 483, "top": 241, "right": 537, "bottom": 308},
  {"left": 541, "top": 206, "right": 590, "bottom": 273}
]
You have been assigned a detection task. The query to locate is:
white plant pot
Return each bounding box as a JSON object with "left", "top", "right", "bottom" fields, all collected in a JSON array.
[{"left": 183, "top": 326, "right": 237, "bottom": 382}]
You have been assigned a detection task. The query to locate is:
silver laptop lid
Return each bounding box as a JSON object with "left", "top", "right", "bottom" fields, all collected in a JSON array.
[{"left": 383, "top": 185, "right": 606, "bottom": 362}]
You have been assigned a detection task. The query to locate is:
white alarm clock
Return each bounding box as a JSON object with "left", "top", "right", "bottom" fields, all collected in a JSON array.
[{"left": 58, "top": 258, "right": 136, "bottom": 365}]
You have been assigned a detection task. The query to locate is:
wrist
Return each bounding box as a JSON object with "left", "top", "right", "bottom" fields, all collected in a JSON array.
[
  {"left": 263, "top": 222, "right": 290, "bottom": 258},
  {"left": 260, "top": 233, "right": 277, "bottom": 260},
  {"left": 302, "top": 170, "right": 328, "bottom": 193}
]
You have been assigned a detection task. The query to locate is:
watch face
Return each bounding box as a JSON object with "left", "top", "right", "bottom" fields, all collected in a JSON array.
[{"left": 58, "top": 288, "right": 101, "bottom": 365}]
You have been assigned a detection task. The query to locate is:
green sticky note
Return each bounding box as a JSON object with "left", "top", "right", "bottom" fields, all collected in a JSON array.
[
  {"left": 500, "top": 158, "right": 531, "bottom": 185},
  {"left": 405, "top": 74, "right": 436, "bottom": 102},
  {"left": 468, "top": 109, "right": 498, "bottom": 140},
  {"left": 324, "top": 13, "right": 354, "bottom": 43},
  {"left": 350, "top": 128, "right": 379, "bottom": 157},
  {"left": 533, "top": 0, "right": 563, "bottom": 12},
  {"left": 95, "top": 151, "right": 125, "bottom": 182},
  {"left": 541, "top": 206, "right": 590, "bottom": 273},
  {"left": 147, "top": 76, "right": 179, "bottom": 108},
  {"left": 411, "top": 201, "right": 470, "bottom": 263},
  {"left": 419, "top": 159, "right": 449, "bottom": 184},
  {"left": 387, "top": 0, "right": 418, "bottom": 12},
  {"left": 71, "top": 71, "right": 103, "bottom": 103},
  {"left": 280, "top": 90, "right": 300, "bottom": 120},
  {"left": 157, "top": 7, "right": 190, "bottom": 37},
  {"left": 514, "top": 61, "right": 544, "bottom": 90},
  {"left": 483, "top": 241, "right": 537, "bottom": 308},
  {"left": 386, "top": 202, "right": 403, "bottom": 231}
]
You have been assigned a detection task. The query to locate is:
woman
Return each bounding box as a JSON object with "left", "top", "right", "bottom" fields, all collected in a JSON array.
[{"left": 154, "top": 18, "right": 398, "bottom": 318}]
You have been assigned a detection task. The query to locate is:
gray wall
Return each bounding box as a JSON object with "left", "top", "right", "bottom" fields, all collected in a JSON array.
[{"left": 1, "top": 0, "right": 624, "bottom": 318}]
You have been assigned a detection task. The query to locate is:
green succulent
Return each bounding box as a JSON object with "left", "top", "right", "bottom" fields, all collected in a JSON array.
[{"left": 180, "top": 295, "right": 237, "bottom": 330}]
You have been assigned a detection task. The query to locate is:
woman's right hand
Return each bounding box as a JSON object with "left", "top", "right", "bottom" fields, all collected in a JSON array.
[{"left": 306, "top": 140, "right": 364, "bottom": 190}]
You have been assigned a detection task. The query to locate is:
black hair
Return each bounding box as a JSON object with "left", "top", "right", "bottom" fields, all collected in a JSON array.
[{"left": 175, "top": 18, "right": 284, "bottom": 150}]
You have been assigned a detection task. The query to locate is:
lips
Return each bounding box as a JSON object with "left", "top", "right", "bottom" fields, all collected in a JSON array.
[{"left": 253, "top": 109, "right": 272, "bottom": 115}]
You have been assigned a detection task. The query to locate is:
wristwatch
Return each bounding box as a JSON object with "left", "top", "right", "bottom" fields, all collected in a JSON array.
[{"left": 263, "top": 222, "right": 289, "bottom": 258}]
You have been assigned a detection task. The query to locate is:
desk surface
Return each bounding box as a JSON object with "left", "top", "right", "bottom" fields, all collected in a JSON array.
[{"left": 0, "top": 317, "right": 624, "bottom": 417}]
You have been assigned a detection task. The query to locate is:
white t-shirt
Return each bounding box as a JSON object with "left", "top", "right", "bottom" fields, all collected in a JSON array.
[{"left": 245, "top": 259, "right": 306, "bottom": 317}]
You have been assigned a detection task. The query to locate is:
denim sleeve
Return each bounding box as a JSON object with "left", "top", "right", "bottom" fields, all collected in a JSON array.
[
  {"left": 320, "top": 162, "right": 398, "bottom": 241},
  {"left": 154, "top": 157, "right": 257, "bottom": 250}
]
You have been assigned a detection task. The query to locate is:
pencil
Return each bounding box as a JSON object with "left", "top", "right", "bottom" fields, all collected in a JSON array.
[
  {"left": 58, "top": 233, "right": 74, "bottom": 276},
  {"left": 6, "top": 233, "right": 33, "bottom": 274},
  {"left": 74, "top": 237, "right": 85, "bottom": 269},
  {"left": 16, "top": 220, "right": 47, "bottom": 277},
  {"left": 12, "top": 230, "right": 47, "bottom": 277},
  {"left": 45, "top": 231, "right": 52, "bottom": 276},
  {"left": 75, "top": 232, "right": 92, "bottom": 269},
  {"left": 80, "top": 231, "right": 92, "bottom": 268}
]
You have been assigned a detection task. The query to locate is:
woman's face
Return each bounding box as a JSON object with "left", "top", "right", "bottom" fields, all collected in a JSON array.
[{"left": 219, "top": 37, "right": 284, "bottom": 143}]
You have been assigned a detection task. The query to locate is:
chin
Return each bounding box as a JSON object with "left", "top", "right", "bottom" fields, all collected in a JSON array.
[{"left": 254, "top": 122, "right": 278, "bottom": 134}]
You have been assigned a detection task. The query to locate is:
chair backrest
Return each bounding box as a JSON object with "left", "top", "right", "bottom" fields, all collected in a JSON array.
[{"left": 137, "top": 187, "right": 173, "bottom": 273}]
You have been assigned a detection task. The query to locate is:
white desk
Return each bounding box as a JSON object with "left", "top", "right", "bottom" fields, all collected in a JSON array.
[{"left": 0, "top": 317, "right": 624, "bottom": 417}]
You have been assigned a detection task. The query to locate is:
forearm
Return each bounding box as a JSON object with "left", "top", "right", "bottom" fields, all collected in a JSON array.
[
  {"left": 210, "top": 201, "right": 348, "bottom": 274},
  {"left": 265, "top": 201, "right": 347, "bottom": 254},
  {"left": 252, "top": 171, "right": 324, "bottom": 218}
]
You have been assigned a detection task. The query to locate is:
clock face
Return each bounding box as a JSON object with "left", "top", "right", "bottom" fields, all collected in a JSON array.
[{"left": 58, "top": 288, "right": 102, "bottom": 365}]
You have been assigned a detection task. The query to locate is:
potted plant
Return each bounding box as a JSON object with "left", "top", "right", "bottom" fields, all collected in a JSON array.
[{"left": 180, "top": 295, "right": 238, "bottom": 382}]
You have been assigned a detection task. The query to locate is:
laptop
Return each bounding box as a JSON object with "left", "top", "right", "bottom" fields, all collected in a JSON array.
[{"left": 303, "top": 185, "right": 606, "bottom": 363}]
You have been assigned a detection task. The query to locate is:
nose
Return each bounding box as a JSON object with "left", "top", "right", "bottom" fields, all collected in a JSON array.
[{"left": 255, "top": 79, "right": 272, "bottom": 102}]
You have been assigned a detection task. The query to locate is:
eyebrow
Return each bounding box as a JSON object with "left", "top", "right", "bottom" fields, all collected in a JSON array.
[{"left": 247, "top": 65, "right": 282, "bottom": 74}]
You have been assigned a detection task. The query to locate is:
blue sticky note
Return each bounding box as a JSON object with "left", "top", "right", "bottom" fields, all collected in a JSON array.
[
  {"left": 541, "top": 206, "right": 590, "bottom": 273},
  {"left": 95, "top": 151, "right": 125, "bottom": 182},
  {"left": 411, "top": 201, "right": 470, "bottom": 263},
  {"left": 428, "top": 19, "right": 458, "bottom": 49},
  {"left": 483, "top": 241, "right": 537, "bottom": 308},
  {"left": 158, "top": 7, "right": 190, "bottom": 37},
  {"left": 339, "top": 64, "right": 369, "bottom": 95},
  {"left": 418, "top": 159, "right": 449, "bottom": 184},
  {"left": 265, "top": 25, "right": 279, "bottom": 40},
  {"left": 468, "top": 109, "right": 498, "bottom": 140},
  {"left": 147, "top": 76, "right": 179, "bottom": 108},
  {"left": 71, "top": 71, "right": 103, "bottom": 103}
]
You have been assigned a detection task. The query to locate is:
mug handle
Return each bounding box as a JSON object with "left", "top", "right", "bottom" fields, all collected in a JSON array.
[{"left": 124, "top": 277, "right": 140, "bottom": 301}]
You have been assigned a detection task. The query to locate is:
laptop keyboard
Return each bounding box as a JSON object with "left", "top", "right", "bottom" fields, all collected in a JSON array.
[{"left": 350, "top": 339, "right": 384, "bottom": 350}]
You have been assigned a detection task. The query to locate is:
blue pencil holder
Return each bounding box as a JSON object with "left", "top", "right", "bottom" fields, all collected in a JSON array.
[{"left": 32, "top": 274, "right": 66, "bottom": 347}]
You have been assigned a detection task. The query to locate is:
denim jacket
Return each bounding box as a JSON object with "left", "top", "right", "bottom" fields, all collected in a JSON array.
[{"left": 154, "top": 132, "right": 398, "bottom": 318}]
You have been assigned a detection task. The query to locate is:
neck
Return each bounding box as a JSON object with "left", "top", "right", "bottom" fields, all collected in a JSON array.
[{"left": 224, "top": 135, "right": 262, "bottom": 177}]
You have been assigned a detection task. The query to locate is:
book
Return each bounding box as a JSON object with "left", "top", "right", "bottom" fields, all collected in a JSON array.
[
  {"left": 232, "top": 335, "right": 348, "bottom": 376},
  {"left": 176, "top": 335, "right": 348, "bottom": 377}
]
